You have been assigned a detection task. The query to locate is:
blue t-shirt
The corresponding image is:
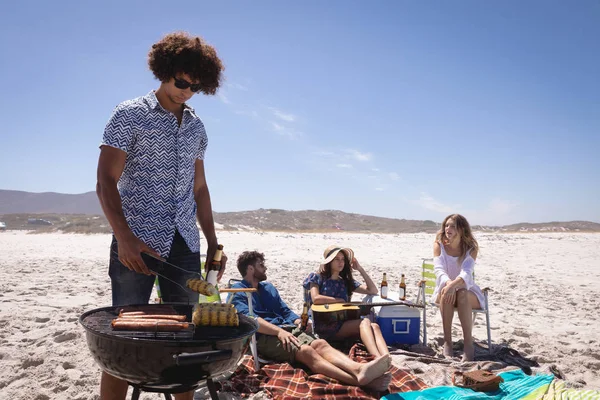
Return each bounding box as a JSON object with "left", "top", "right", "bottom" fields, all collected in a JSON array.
[
  {"left": 302, "top": 272, "right": 361, "bottom": 303},
  {"left": 230, "top": 279, "right": 299, "bottom": 327}
]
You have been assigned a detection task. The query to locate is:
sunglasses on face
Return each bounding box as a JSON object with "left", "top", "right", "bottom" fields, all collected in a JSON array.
[{"left": 173, "top": 76, "right": 202, "bottom": 92}]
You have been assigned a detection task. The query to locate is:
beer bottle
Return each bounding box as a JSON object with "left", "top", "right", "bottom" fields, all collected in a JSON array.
[
  {"left": 300, "top": 302, "right": 309, "bottom": 331},
  {"left": 204, "top": 244, "right": 224, "bottom": 303},
  {"left": 154, "top": 276, "right": 163, "bottom": 304},
  {"left": 206, "top": 244, "right": 224, "bottom": 286},
  {"left": 399, "top": 274, "right": 407, "bottom": 301},
  {"left": 380, "top": 273, "right": 388, "bottom": 299}
]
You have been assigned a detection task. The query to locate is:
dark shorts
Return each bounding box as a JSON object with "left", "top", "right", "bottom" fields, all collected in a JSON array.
[
  {"left": 256, "top": 327, "right": 315, "bottom": 363},
  {"left": 315, "top": 320, "right": 346, "bottom": 340},
  {"left": 109, "top": 230, "right": 200, "bottom": 306}
]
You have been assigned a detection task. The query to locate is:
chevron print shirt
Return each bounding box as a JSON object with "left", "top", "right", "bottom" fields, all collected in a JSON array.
[{"left": 102, "top": 91, "right": 207, "bottom": 257}]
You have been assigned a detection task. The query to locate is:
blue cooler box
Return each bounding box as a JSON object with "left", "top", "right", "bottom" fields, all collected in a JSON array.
[{"left": 375, "top": 305, "right": 420, "bottom": 345}]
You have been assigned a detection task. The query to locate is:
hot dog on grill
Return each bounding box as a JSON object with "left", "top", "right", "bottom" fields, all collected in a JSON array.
[
  {"left": 113, "top": 318, "right": 185, "bottom": 323},
  {"left": 111, "top": 320, "right": 189, "bottom": 331},
  {"left": 117, "top": 314, "right": 187, "bottom": 322},
  {"left": 118, "top": 306, "right": 177, "bottom": 315}
]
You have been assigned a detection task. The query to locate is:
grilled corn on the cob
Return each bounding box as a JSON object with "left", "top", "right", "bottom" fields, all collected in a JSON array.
[
  {"left": 186, "top": 278, "right": 218, "bottom": 296},
  {"left": 192, "top": 303, "right": 239, "bottom": 327}
]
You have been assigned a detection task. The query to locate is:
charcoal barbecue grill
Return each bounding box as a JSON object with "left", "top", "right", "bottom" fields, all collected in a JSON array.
[{"left": 80, "top": 303, "right": 258, "bottom": 400}]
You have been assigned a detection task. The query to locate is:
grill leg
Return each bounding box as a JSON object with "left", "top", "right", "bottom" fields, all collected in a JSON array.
[
  {"left": 163, "top": 394, "right": 172, "bottom": 400},
  {"left": 131, "top": 387, "right": 140, "bottom": 400},
  {"left": 206, "top": 378, "right": 219, "bottom": 400}
]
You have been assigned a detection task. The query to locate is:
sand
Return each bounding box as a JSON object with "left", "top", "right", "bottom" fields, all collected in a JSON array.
[{"left": 0, "top": 230, "right": 599, "bottom": 399}]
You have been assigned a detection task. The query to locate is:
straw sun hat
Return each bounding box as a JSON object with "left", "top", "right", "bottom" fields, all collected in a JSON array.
[{"left": 322, "top": 245, "right": 354, "bottom": 265}]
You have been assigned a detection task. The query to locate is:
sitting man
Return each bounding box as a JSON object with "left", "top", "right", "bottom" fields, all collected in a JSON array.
[{"left": 229, "top": 251, "right": 392, "bottom": 391}]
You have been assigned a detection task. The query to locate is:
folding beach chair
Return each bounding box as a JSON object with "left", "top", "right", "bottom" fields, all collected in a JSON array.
[
  {"left": 416, "top": 258, "right": 492, "bottom": 352},
  {"left": 219, "top": 279, "right": 261, "bottom": 371},
  {"left": 154, "top": 261, "right": 261, "bottom": 371}
]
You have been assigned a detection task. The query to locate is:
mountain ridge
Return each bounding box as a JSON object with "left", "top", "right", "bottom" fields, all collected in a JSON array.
[{"left": 1, "top": 189, "right": 599, "bottom": 233}]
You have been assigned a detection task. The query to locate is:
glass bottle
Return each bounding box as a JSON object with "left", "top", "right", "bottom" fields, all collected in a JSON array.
[
  {"left": 204, "top": 244, "right": 223, "bottom": 303},
  {"left": 399, "top": 273, "right": 406, "bottom": 301},
  {"left": 300, "top": 302, "right": 309, "bottom": 331},
  {"left": 380, "top": 272, "right": 388, "bottom": 299}
]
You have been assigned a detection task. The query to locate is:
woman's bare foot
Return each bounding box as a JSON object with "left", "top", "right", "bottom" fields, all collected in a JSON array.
[
  {"left": 355, "top": 354, "right": 391, "bottom": 386},
  {"left": 443, "top": 341, "right": 454, "bottom": 358},
  {"left": 363, "top": 372, "right": 392, "bottom": 391},
  {"left": 462, "top": 341, "right": 474, "bottom": 361}
]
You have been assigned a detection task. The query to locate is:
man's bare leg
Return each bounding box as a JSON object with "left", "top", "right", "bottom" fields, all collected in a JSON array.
[
  {"left": 174, "top": 392, "right": 194, "bottom": 400},
  {"left": 101, "top": 372, "right": 194, "bottom": 400},
  {"left": 296, "top": 345, "right": 360, "bottom": 384},
  {"left": 310, "top": 339, "right": 390, "bottom": 386},
  {"left": 297, "top": 344, "right": 390, "bottom": 391},
  {"left": 100, "top": 372, "right": 128, "bottom": 400},
  {"left": 364, "top": 372, "right": 393, "bottom": 391}
]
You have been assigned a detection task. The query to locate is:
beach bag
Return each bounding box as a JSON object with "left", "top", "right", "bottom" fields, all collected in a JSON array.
[{"left": 452, "top": 370, "right": 504, "bottom": 392}]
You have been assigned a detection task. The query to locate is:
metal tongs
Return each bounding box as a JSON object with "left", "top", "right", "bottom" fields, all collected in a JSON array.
[{"left": 111, "top": 250, "right": 205, "bottom": 293}]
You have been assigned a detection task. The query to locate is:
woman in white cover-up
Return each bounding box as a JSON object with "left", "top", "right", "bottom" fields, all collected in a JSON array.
[{"left": 433, "top": 214, "right": 484, "bottom": 361}]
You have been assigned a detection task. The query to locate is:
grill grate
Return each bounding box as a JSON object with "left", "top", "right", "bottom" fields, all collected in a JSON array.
[
  {"left": 84, "top": 310, "right": 195, "bottom": 340},
  {"left": 80, "top": 304, "right": 253, "bottom": 342}
]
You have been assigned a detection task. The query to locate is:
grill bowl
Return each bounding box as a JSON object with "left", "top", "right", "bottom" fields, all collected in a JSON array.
[{"left": 79, "top": 304, "right": 258, "bottom": 391}]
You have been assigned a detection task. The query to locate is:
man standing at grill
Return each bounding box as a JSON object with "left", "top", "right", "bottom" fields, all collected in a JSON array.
[
  {"left": 230, "top": 251, "right": 393, "bottom": 392},
  {"left": 96, "top": 32, "right": 226, "bottom": 400}
]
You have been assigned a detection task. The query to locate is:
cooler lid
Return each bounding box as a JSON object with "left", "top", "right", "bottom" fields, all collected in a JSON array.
[{"left": 377, "top": 305, "right": 420, "bottom": 318}]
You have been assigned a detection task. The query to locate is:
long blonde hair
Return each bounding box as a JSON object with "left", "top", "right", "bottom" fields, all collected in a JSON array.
[{"left": 435, "top": 214, "right": 479, "bottom": 262}]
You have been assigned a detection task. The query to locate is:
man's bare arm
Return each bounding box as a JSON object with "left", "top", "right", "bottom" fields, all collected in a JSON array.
[
  {"left": 193, "top": 159, "right": 219, "bottom": 270},
  {"left": 96, "top": 146, "right": 130, "bottom": 242},
  {"left": 96, "top": 146, "right": 159, "bottom": 274}
]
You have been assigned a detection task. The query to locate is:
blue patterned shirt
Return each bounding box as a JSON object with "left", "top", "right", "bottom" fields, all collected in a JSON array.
[
  {"left": 101, "top": 91, "right": 208, "bottom": 257},
  {"left": 303, "top": 272, "right": 361, "bottom": 303}
]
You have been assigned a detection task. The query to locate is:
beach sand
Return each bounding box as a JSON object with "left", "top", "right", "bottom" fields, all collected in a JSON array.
[{"left": 0, "top": 230, "right": 599, "bottom": 399}]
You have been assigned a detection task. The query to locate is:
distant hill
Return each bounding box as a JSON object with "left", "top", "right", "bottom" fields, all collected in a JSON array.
[
  {"left": 215, "top": 209, "right": 439, "bottom": 233},
  {"left": 1, "top": 189, "right": 599, "bottom": 233},
  {"left": 0, "top": 189, "right": 102, "bottom": 214}
]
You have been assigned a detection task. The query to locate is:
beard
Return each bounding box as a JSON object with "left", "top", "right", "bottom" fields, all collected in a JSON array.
[{"left": 253, "top": 271, "right": 267, "bottom": 282}]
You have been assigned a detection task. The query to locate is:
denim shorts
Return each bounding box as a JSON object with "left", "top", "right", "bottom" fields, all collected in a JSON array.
[{"left": 108, "top": 230, "right": 200, "bottom": 306}]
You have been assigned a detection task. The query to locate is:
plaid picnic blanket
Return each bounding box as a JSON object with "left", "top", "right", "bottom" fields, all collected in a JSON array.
[{"left": 217, "top": 343, "right": 428, "bottom": 399}]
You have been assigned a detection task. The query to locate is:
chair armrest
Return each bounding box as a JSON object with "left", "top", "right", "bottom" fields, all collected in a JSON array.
[
  {"left": 220, "top": 288, "right": 258, "bottom": 293},
  {"left": 414, "top": 281, "right": 427, "bottom": 306}
]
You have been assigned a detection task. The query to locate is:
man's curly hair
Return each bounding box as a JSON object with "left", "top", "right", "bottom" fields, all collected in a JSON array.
[
  {"left": 237, "top": 251, "right": 265, "bottom": 277},
  {"left": 148, "top": 32, "right": 224, "bottom": 95}
]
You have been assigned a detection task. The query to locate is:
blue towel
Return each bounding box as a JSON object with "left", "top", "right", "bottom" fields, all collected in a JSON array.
[{"left": 381, "top": 369, "right": 554, "bottom": 400}]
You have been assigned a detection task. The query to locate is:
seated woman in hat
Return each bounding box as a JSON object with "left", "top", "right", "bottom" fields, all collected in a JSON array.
[{"left": 302, "top": 246, "right": 389, "bottom": 357}]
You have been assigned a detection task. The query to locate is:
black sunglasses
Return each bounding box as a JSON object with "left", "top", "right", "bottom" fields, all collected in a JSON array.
[{"left": 173, "top": 76, "right": 202, "bottom": 92}]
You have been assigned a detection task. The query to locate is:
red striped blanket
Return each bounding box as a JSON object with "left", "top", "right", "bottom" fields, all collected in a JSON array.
[{"left": 217, "top": 343, "right": 429, "bottom": 399}]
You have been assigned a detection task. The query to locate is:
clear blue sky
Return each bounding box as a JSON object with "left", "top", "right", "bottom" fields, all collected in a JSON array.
[{"left": 1, "top": 1, "right": 598, "bottom": 225}]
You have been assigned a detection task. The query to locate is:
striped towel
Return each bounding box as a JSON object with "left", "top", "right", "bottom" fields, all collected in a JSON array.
[
  {"left": 381, "top": 369, "right": 554, "bottom": 400},
  {"left": 521, "top": 378, "right": 600, "bottom": 400}
]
